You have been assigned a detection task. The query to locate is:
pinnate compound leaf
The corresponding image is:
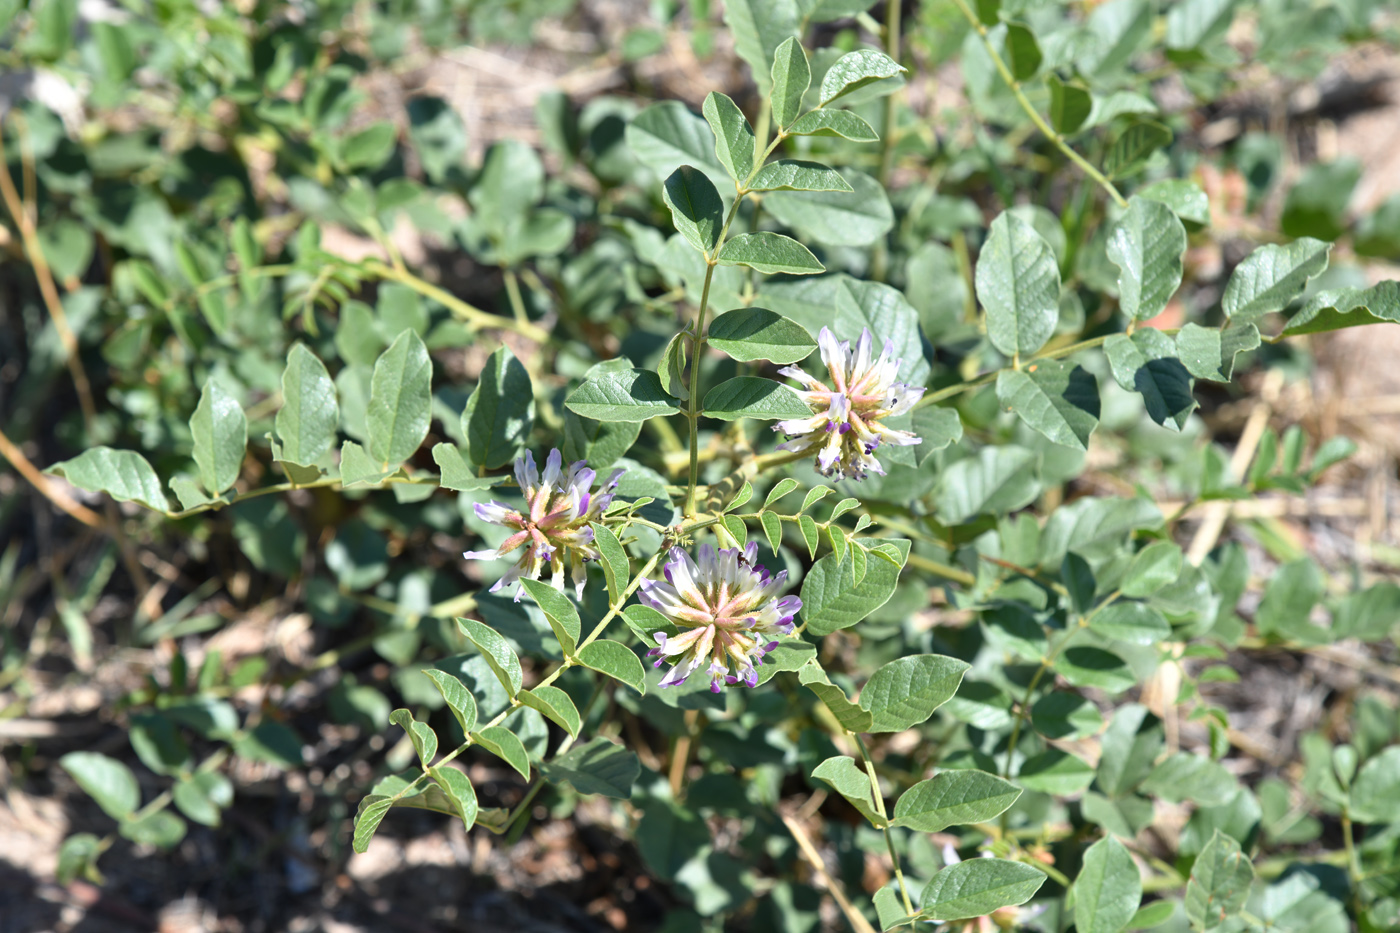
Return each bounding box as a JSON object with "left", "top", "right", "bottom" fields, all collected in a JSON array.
[
  {"left": 462, "top": 345, "right": 535, "bottom": 469},
  {"left": 798, "top": 661, "right": 874, "bottom": 732},
  {"left": 565, "top": 367, "right": 681, "bottom": 422},
  {"left": 892, "top": 770, "right": 1022, "bottom": 832},
  {"left": 1283, "top": 281, "right": 1400, "bottom": 336},
  {"left": 47, "top": 447, "right": 169, "bottom": 512},
  {"left": 708, "top": 308, "right": 816, "bottom": 364},
  {"left": 703, "top": 376, "right": 811, "bottom": 421},
  {"left": 472, "top": 726, "right": 531, "bottom": 779},
  {"left": 819, "top": 48, "right": 904, "bottom": 106},
  {"left": 1075, "top": 836, "right": 1142, "bottom": 933},
  {"left": 191, "top": 378, "right": 247, "bottom": 495},
  {"left": 769, "top": 37, "right": 810, "bottom": 128},
  {"left": 519, "top": 578, "right": 581, "bottom": 655},
  {"left": 812, "top": 756, "right": 885, "bottom": 826},
  {"left": 575, "top": 640, "right": 647, "bottom": 694},
  {"left": 1107, "top": 197, "right": 1186, "bottom": 322},
  {"left": 919, "top": 858, "right": 1046, "bottom": 921},
  {"left": 1185, "top": 830, "right": 1254, "bottom": 931},
  {"left": 367, "top": 329, "right": 432, "bottom": 469},
  {"left": 540, "top": 736, "right": 639, "bottom": 798},
  {"left": 748, "top": 160, "right": 853, "bottom": 192},
  {"left": 784, "top": 109, "right": 879, "bottom": 141},
  {"left": 276, "top": 344, "right": 338, "bottom": 467},
  {"left": 1222, "top": 238, "right": 1331, "bottom": 323},
  {"left": 860, "top": 654, "right": 971, "bottom": 733},
  {"left": 421, "top": 669, "right": 479, "bottom": 734},
  {"left": 390, "top": 708, "right": 438, "bottom": 767},
  {"left": 977, "top": 210, "right": 1060, "bottom": 357},
  {"left": 1176, "top": 322, "right": 1260, "bottom": 383},
  {"left": 60, "top": 752, "right": 140, "bottom": 820},
  {"left": 701, "top": 92, "right": 755, "bottom": 182},
  {"left": 717, "top": 232, "right": 824, "bottom": 275},
  {"left": 663, "top": 165, "right": 725, "bottom": 254},
  {"left": 519, "top": 686, "right": 582, "bottom": 736},
  {"left": 457, "top": 617, "right": 523, "bottom": 697},
  {"left": 996, "top": 361, "right": 1100, "bottom": 451},
  {"left": 1104, "top": 330, "right": 1196, "bottom": 430},
  {"left": 430, "top": 766, "right": 478, "bottom": 829}
]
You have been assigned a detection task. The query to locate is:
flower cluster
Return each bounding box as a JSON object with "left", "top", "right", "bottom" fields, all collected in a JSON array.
[
  {"left": 638, "top": 543, "right": 801, "bottom": 693},
  {"left": 774, "top": 326, "right": 925, "bottom": 481},
  {"left": 463, "top": 449, "right": 623, "bottom": 600}
]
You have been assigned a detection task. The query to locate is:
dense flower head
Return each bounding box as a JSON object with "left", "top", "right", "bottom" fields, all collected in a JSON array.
[
  {"left": 463, "top": 449, "right": 623, "bottom": 601},
  {"left": 638, "top": 543, "right": 802, "bottom": 693},
  {"left": 774, "top": 326, "right": 925, "bottom": 481}
]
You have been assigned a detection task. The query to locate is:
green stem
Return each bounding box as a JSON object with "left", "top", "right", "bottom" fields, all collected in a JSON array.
[
  {"left": 363, "top": 259, "right": 550, "bottom": 343},
  {"left": 854, "top": 734, "right": 915, "bottom": 917},
  {"left": 869, "top": 0, "right": 903, "bottom": 284},
  {"left": 915, "top": 332, "right": 1129, "bottom": 410},
  {"left": 948, "top": 0, "right": 1127, "bottom": 209},
  {"left": 501, "top": 267, "right": 530, "bottom": 327}
]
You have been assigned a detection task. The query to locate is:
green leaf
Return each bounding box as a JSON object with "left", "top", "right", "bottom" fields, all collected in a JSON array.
[
  {"left": 46, "top": 447, "right": 169, "bottom": 512},
  {"left": 1347, "top": 746, "right": 1400, "bottom": 823},
  {"left": 892, "top": 770, "right": 1022, "bottom": 831},
  {"left": 811, "top": 756, "right": 885, "bottom": 826},
  {"left": 590, "top": 523, "right": 629, "bottom": 607},
  {"left": 801, "top": 539, "right": 910, "bottom": 636},
  {"left": 462, "top": 345, "right": 534, "bottom": 470},
  {"left": 471, "top": 726, "right": 531, "bottom": 779},
  {"left": 232, "top": 721, "right": 304, "bottom": 768},
  {"left": 1048, "top": 75, "right": 1091, "bottom": 134},
  {"left": 1104, "top": 330, "right": 1196, "bottom": 430},
  {"left": 1141, "top": 752, "right": 1237, "bottom": 807},
  {"left": 1089, "top": 602, "right": 1171, "bottom": 645},
  {"left": 1107, "top": 197, "right": 1187, "bottom": 322},
  {"left": 565, "top": 366, "right": 681, "bottom": 422},
  {"left": 575, "top": 640, "right": 647, "bottom": 694},
  {"left": 784, "top": 109, "right": 879, "bottom": 141},
  {"left": 430, "top": 444, "right": 510, "bottom": 491},
  {"left": 519, "top": 685, "right": 582, "bottom": 736},
  {"left": 1122, "top": 542, "right": 1184, "bottom": 598},
  {"left": 1221, "top": 238, "right": 1331, "bottom": 323},
  {"left": 1176, "top": 322, "right": 1261, "bottom": 383},
  {"left": 764, "top": 168, "right": 893, "bottom": 247},
  {"left": 798, "top": 661, "right": 874, "bottom": 732},
  {"left": 1097, "top": 705, "right": 1164, "bottom": 797},
  {"left": 997, "top": 361, "right": 1100, "bottom": 451},
  {"left": 1031, "top": 692, "right": 1102, "bottom": 739},
  {"left": 354, "top": 795, "right": 394, "bottom": 853},
  {"left": 933, "top": 445, "right": 1040, "bottom": 524},
  {"left": 191, "top": 379, "right": 247, "bottom": 496},
  {"left": 421, "top": 669, "right": 479, "bottom": 734},
  {"left": 975, "top": 0, "right": 1002, "bottom": 26},
  {"left": 408, "top": 96, "right": 467, "bottom": 182},
  {"left": 627, "top": 101, "right": 729, "bottom": 188},
  {"left": 819, "top": 49, "right": 904, "bottom": 106},
  {"left": 1075, "top": 836, "right": 1142, "bottom": 933},
  {"left": 1166, "top": 0, "right": 1237, "bottom": 49},
  {"left": 663, "top": 165, "right": 726, "bottom": 254},
  {"left": 1283, "top": 281, "right": 1400, "bottom": 336},
  {"left": 1018, "top": 748, "right": 1096, "bottom": 794},
  {"left": 275, "top": 344, "right": 339, "bottom": 467},
  {"left": 919, "top": 858, "right": 1046, "bottom": 921},
  {"left": 1185, "top": 830, "right": 1254, "bottom": 931},
  {"left": 367, "top": 329, "right": 432, "bottom": 469},
  {"left": 978, "top": 210, "right": 1060, "bottom": 357},
  {"left": 708, "top": 308, "right": 816, "bottom": 364},
  {"left": 749, "top": 160, "right": 854, "bottom": 193},
  {"left": 874, "top": 885, "right": 915, "bottom": 931},
  {"left": 701, "top": 92, "right": 755, "bottom": 183},
  {"left": 1057, "top": 646, "right": 1135, "bottom": 693},
  {"left": 456, "top": 617, "right": 523, "bottom": 697},
  {"left": 1139, "top": 179, "right": 1212, "bottom": 227},
  {"left": 59, "top": 752, "right": 140, "bottom": 820},
  {"left": 717, "top": 232, "right": 824, "bottom": 275},
  {"left": 342, "top": 122, "right": 397, "bottom": 170},
  {"left": 339, "top": 440, "right": 393, "bottom": 488},
  {"left": 621, "top": 604, "right": 680, "bottom": 644},
  {"left": 1004, "top": 23, "right": 1042, "bottom": 81},
  {"left": 430, "top": 765, "right": 478, "bottom": 829},
  {"left": 703, "top": 376, "right": 812, "bottom": 421},
  {"left": 172, "top": 772, "right": 233, "bottom": 827},
  {"left": 912, "top": 406, "right": 964, "bottom": 465},
  {"left": 390, "top": 708, "right": 439, "bottom": 767},
  {"left": 769, "top": 37, "right": 810, "bottom": 128},
  {"left": 540, "top": 737, "right": 640, "bottom": 798},
  {"left": 723, "top": 0, "right": 801, "bottom": 95},
  {"left": 1104, "top": 120, "right": 1172, "bottom": 179},
  {"left": 860, "top": 654, "right": 971, "bottom": 733},
  {"left": 1129, "top": 901, "right": 1176, "bottom": 929},
  {"left": 519, "top": 578, "right": 581, "bottom": 655},
  {"left": 120, "top": 810, "right": 186, "bottom": 848}
]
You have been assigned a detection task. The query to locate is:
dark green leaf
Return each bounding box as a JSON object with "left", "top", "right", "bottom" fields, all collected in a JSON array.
[
  {"left": 1176, "top": 322, "right": 1260, "bottom": 383},
  {"left": 540, "top": 737, "right": 640, "bottom": 798},
  {"left": 663, "top": 165, "right": 726, "bottom": 254},
  {"left": 769, "top": 37, "right": 810, "bottom": 128},
  {"left": 708, "top": 308, "right": 816, "bottom": 364},
  {"left": 430, "top": 765, "right": 478, "bottom": 828},
  {"left": 422, "top": 669, "right": 479, "bottom": 734},
  {"left": 276, "top": 344, "right": 338, "bottom": 467},
  {"left": 1004, "top": 23, "right": 1042, "bottom": 81},
  {"left": 717, "top": 232, "right": 825, "bottom": 275},
  {"left": 46, "top": 447, "right": 169, "bottom": 512},
  {"left": 191, "top": 379, "right": 247, "bottom": 496},
  {"left": 801, "top": 539, "right": 910, "bottom": 636},
  {"left": 565, "top": 367, "right": 682, "bottom": 422},
  {"left": 1048, "top": 75, "right": 1091, "bottom": 134},
  {"left": 1075, "top": 836, "right": 1142, "bottom": 933},
  {"left": 519, "top": 685, "right": 582, "bottom": 736},
  {"left": 919, "top": 858, "right": 1046, "bottom": 921},
  {"left": 784, "top": 109, "right": 879, "bottom": 141},
  {"left": 1018, "top": 748, "right": 1096, "bottom": 794},
  {"left": 1104, "top": 120, "right": 1172, "bottom": 179},
  {"left": 1031, "top": 692, "right": 1103, "bottom": 739},
  {"left": 798, "top": 661, "right": 875, "bottom": 732},
  {"left": 390, "top": 708, "right": 439, "bottom": 767},
  {"left": 367, "top": 329, "right": 432, "bottom": 469},
  {"left": 1096, "top": 705, "right": 1164, "bottom": 797},
  {"left": 811, "top": 756, "right": 885, "bottom": 825},
  {"left": 1057, "top": 646, "right": 1134, "bottom": 693},
  {"left": 576, "top": 640, "right": 647, "bottom": 694},
  {"left": 462, "top": 345, "right": 535, "bottom": 469},
  {"left": 996, "top": 361, "right": 1100, "bottom": 451},
  {"left": 1221, "top": 238, "right": 1331, "bottom": 323},
  {"left": 59, "top": 752, "right": 139, "bottom": 820},
  {"left": 860, "top": 654, "right": 971, "bottom": 733},
  {"left": 457, "top": 617, "right": 523, "bottom": 697},
  {"left": 748, "top": 160, "right": 853, "bottom": 193},
  {"left": 1107, "top": 197, "right": 1187, "bottom": 322},
  {"left": 703, "top": 376, "right": 812, "bottom": 420},
  {"left": 472, "top": 725, "right": 531, "bottom": 779},
  {"left": 1104, "top": 330, "right": 1196, "bottom": 430},
  {"left": 977, "top": 210, "right": 1060, "bottom": 357},
  {"left": 626, "top": 101, "right": 729, "bottom": 188},
  {"left": 519, "top": 578, "right": 582, "bottom": 655},
  {"left": 892, "top": 770, "right": 1022, "bottom": 831},
  {"left": 701, "top": 92, "right": 755, "bottom": 183},
  {"left": 819, "top": 49, "right": 904, "bottom": 106}
]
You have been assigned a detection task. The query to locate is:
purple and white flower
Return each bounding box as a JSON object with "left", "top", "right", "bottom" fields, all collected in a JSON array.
[
  {"left": 463, "top": 449, "right": 623, "bottom": 601},
  {"left": 638, "top": 543, "right": 802, "bottom": 693},
  {"left": 773, "top": 327, "right": 925, "bottom": 481}
]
